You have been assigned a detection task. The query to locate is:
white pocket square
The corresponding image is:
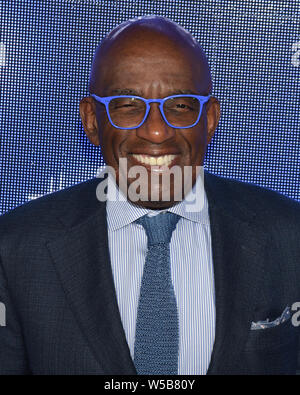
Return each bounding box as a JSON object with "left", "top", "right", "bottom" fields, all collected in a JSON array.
[{"left": 251, "top": 306, "right": 291, "bottom": 330}]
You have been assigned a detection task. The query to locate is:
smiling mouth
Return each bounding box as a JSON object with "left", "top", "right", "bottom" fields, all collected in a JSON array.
[{"left": 130, "top": 154, "right": 179, "bottom": 167}]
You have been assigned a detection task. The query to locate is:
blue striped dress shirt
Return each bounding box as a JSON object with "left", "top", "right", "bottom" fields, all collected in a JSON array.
[{"left": 106, "top": 173, "right": 216, "bottom": 375}]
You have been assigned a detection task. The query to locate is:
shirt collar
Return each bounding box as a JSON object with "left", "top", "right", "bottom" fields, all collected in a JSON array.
[{"left": 105, "top": 169, "right": 210, "bottom": 231}]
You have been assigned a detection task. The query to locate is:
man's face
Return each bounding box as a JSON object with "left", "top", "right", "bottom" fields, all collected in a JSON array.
[{"left": 82, "top": 30, "right": 220, "bottom": 208}]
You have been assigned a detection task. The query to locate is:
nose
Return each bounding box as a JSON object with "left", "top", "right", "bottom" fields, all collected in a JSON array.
[{"left": 136, "top": 103, "right": 176, "bottom": 143}]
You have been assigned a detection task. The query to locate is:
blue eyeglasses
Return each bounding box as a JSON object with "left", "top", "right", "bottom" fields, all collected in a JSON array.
[{"left": 90, "top": 93, "right": 210, "bottom": 130}]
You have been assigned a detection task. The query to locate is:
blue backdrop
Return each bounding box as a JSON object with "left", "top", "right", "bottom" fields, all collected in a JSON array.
[{"left": 1, "top": 0, "right": 299, "bottom": 213}]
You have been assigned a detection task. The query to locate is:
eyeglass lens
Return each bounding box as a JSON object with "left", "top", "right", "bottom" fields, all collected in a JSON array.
[{"left": 108, "top": 96, "right": 201, "bottom": 128}]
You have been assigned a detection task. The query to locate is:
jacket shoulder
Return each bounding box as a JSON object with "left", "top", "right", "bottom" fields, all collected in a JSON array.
[
  {"left": 205, "top": 171, "right": 300, "bottom": 227},
  {"left": 0, "top": 177, "right": 103, "bottom": 242}
]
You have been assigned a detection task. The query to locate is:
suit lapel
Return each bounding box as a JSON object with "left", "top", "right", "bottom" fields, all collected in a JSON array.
[
  {"left": 204, "top": 172, "right": 268, "bottom": 374},
  {"left": 46, "top": 198, "right": 136, "bottom": 374}
]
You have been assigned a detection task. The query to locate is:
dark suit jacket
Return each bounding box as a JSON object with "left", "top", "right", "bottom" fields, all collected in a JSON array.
[{"left": 0, "top": 171, "right": 300, "bottom": 375}]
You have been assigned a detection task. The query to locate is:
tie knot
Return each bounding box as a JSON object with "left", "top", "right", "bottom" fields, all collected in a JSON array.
[{"left": 136, "top": 212, "right": 180, "bottom": 245}]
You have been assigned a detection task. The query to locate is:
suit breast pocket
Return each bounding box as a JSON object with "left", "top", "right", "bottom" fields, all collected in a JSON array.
[{"left": 241, "top": 319, "right": 300, "bottom": 374}]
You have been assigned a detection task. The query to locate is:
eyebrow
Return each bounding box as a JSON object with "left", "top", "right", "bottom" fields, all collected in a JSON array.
[
  {"left": 109, "top": 88, "right": 142, "bottom": 96},
  {"left": 107, "top": 88, "right": 199, "bottom": 97},
  {"left": 170, "top": 89, "right": 198, "bottom": 95}
]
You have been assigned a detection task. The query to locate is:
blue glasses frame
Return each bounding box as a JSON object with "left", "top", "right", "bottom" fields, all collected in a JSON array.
[{"left": 90, "top": 93, "right": 211, "bottom": 130}]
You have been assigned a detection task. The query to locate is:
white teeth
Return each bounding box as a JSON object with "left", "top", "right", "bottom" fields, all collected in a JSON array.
[
  {"left": 132, "top": 154, "right": 176, "bottom": 166},
  {"left": 149, "top": 157, "right": 156, "bottom": 165},
  {"left": 156, "top": 156, "right": 164, "bottom": 166},
  {"left": 144, "top": 156, "right": 150, "bottom": 165}
]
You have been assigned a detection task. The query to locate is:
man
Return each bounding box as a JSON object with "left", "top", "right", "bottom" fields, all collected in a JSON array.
[{"left": 0, "top": 16, "right": 300, "bottom": 375}]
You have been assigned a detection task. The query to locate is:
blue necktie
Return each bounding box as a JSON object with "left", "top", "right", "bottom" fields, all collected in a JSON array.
[{"left": 134, "top": 212, "right": 181, "bottom": 375}]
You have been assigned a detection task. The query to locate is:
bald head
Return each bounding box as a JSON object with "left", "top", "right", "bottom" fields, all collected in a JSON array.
[{"left": 89, "top": 16, "right": 212, "bottom": 95}]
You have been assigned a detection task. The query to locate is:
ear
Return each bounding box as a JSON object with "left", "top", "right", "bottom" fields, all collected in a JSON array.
[
  {"left": 206, "top": 96, "right": 221, "bottom": 144},
  {"left": 79, "top": 97, "right": 100, "bottom": 146}
]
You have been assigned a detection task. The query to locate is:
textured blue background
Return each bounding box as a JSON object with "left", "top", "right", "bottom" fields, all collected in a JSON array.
[{"left": 1, "top": 0, "right": 299, "bottom": 213}]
